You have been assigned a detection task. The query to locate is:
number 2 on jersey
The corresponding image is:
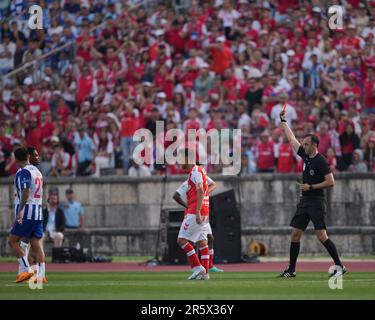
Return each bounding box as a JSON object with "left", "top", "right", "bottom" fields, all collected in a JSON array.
[{"left": 34, "top": 177, "right": 43, "bottom": 198}]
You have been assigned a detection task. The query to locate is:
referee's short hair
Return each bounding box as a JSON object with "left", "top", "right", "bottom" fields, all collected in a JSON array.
[
  {"left": 304, "top": 134, "right": 320, "bottom": 147},
  {"left": 14, "top": 147, "right": 29, "bottom": 161}
]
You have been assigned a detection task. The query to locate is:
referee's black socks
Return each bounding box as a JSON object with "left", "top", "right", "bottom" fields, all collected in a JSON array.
[
  {"left": 322, "top": 238, "right": 343, "bottom": 267},
  {"left": 289, "top": 242, "right": 300, "bottom": 272}
]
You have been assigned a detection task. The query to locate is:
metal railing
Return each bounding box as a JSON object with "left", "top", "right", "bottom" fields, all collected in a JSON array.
[
  {"left": 1, "top": 36, "right": 80, "bottom": 87},
  {"left": 0, "top": 0, "right": 153, "bottom": 90}
]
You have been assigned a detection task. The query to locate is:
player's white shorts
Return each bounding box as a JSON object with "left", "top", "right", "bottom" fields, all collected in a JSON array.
[
  {"left": 207, "top": 222, "right": 212, "bottom": 235},
  {"left": 178, "top": 214, "right": 210, "bottom": 243}
]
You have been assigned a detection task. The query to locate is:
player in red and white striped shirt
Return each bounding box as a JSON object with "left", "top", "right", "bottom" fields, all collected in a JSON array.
[
  {"left": 176, "top": 149, "right": 211, "bottom": 280},
  {"left": 173, "top": 177, "right": 224, "bottom": 274}
]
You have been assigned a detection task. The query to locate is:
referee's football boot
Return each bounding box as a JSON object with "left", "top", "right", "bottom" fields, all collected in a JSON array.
[
  {"left": 329, "top": 265, "right": 347, "bottom": 278},
  {"left": 278, "top": 269, "right": 296, "bottom": 278}
]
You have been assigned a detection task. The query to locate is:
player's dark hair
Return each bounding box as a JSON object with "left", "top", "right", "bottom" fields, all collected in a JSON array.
[
  {"left": 14, "top": 147, "right": 29, "bottom": 161},
  {"left": 304, "top": 134, "right": 320, "bottom": 147},
  {"left": 27, "top": 146, "right": 36, "bottom": 155}
]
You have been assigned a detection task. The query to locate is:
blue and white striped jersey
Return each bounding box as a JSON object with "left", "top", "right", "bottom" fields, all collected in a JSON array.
[{"left": 14, "top": 165, "right": 43, "bottom": 221}]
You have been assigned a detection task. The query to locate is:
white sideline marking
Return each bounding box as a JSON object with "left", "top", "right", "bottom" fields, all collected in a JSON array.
[{"left": 4, "top": 279, "right": 375, "bottom": 287}]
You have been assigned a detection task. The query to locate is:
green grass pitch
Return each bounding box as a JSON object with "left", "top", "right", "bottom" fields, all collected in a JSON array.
[{"left": 0, "top": 272, "right": 374, "bottom": 300}]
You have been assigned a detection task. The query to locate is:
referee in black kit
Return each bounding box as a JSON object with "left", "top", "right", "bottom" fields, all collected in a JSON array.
[{"left": 278, "top": 109, "right": 346, "bottom": 278}]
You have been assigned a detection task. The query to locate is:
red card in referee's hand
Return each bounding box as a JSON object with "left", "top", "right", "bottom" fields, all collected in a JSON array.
[
  {"left": 280, "top": 102, "right": 287, "bottom": 122},
  {"left": 282, "top": 102, "right": 287, "bottom": 113}
]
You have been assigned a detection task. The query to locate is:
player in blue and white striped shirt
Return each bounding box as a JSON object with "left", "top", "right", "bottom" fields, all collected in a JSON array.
[
  {"left": 17, "top": 147, "right": 46, "bottom": 277},
  {"left": 9, "top": 147, "right": 46, "bottom": 284}
]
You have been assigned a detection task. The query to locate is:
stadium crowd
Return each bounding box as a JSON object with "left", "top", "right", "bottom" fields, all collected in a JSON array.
[{"left": 1, "top": 0, "right": 375, "bottom": 177}]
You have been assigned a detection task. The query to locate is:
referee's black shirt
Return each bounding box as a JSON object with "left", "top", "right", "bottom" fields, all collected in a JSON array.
[{"left": 297, "top": 146, "right": 331, "bottom": 197}]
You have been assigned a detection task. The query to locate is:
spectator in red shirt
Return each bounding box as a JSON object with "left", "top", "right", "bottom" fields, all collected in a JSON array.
[
  {"left": 342, "top": 73, "right": 362, "bottom": 101},
  {"left": 0, "top": 124, "right": 12, "bottom": 152},
  {"left": 120, "top": 100, "right": 140, "bottom": 173},
  {"left": 181, "top": 49, "right": 204, "bottom": 83},
  {"left": 27, "top": 90, "right": 50, "bottom": 121},
  {"left": 39, "top": 111, "right": 57, "bottom": 147},
  {"left": 55, "top": 94, "right": 71, "bottom": 123},
  {"left": 277, "top": 0, "right": 299, "bottom": 16},
  {"left": 149, "top": 30, "right": 171, "bottom": 62},
  {"left": 342, "top": 24, "right": 363, "bottom": 53},
  {"left": 183, "top": 108, "right": 202, "bottom": 134},
  {"left": 166, "top": 19, "right": 185, "bottom": 55},
  {"left": 76, "top": 30, "right": 97, "bottom": 62},
  {"left": 76, "top": 65, "right": 94, "bottom": 107},
  {"left": 256, "top": 130, "right": 275, "bottom": 173},
  {"left": 209, "top": 36, "right": 233, "bottom": 75},
  {"left": 364, "top": 67, "right": 375, "bottom": 115},
  {"left": 180, "top": 14, "right": 206, "bottom": 51},
  {"left": 277, "top": 134, "right": 295, "bottom": 173},
  {"left": 26, "top": 118, "right": 42, "bottom": 153},
  {"left": 154, "top": 65, "right": 174, "bottom": 100},
  {"left": 104, "top": 46, "right": 121, "bottom": 69},
  {"left": 316, "top": 122, "right": 332, "bottom": 157},
  {"left": 125, "top": 55, "right": 144, "bottom": 86}
]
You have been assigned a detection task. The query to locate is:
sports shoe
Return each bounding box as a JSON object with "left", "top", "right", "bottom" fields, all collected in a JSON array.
[
  {"left": 209, "top": 266, "right": 224, "bottom": 272},
  {"left": 197, "top": 273, "right": 210, "bottom": 280},
  {"left": 329, "top": 265, "right": 347, "bottom": 278},
  {"left": 33, "top": 277, "right": 47, "bottom": 284},
  {"left": 15, "top": 271, "right": 34, "bottom": 283},
  {"left": 278, "top": 269, "right": 296, "bottom": 278},
  {"left": 188, "top": 266, "right": 206, "bottom": 280}
]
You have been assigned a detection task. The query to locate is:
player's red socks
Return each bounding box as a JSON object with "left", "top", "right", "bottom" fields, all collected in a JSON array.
[
  {"left": 209, "top": 249, "right": 214, "bottom": 269},
  {"left": 181, "top": 242, "right": 201, "bottom": 269},
  {"left": 199, "top": 245, "right": 210, "bottom": 273}
]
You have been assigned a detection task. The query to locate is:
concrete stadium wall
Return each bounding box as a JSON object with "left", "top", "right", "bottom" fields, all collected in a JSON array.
[{"left": 0, "top": 173, "right": 374, "bottom": 257}]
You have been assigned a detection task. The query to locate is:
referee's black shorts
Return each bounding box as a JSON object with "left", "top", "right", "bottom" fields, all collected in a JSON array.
[{"left": 290, "top": 196, "right": 327, "bottom": 231}]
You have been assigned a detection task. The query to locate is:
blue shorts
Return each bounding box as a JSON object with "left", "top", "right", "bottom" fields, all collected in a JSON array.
[{"left": 10, "top": 220, "right": 44, "bottom": 239}]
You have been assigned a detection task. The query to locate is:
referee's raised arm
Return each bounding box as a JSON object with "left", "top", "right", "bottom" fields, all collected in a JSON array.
[{"left": 279, "top": 110, "right": 301, "bottom": 153}]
